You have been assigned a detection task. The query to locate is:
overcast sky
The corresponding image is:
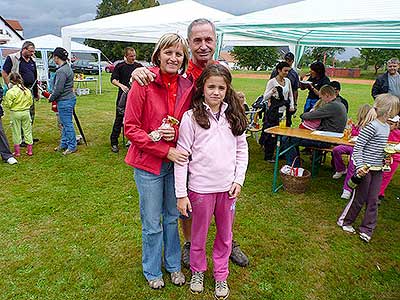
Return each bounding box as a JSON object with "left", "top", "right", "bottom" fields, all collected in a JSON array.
[{"left": 0, "top": 0, "right": 300, "bottom": 38}]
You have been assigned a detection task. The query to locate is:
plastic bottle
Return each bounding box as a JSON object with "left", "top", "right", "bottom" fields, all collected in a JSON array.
[{"left": 347, "top": 164, "right": 371, "bottom": 189}]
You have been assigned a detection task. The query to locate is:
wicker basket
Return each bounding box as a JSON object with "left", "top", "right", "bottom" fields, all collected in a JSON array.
[{"left": 280, "top": 157, "right": 311, "bottom": 194}]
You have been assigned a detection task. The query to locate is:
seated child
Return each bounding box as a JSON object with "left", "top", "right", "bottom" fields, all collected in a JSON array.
[
  {"left": 330, "top": 81, "right": 349, "bottom": 113},
  {"left": 334, "top": 104, "right": 371, "bottom": 199},
  {"left": 299, "top": 99, "right": 325, "bottom": 130}
]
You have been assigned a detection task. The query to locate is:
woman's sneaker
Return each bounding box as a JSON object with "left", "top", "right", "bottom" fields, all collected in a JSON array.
[
  {"left": 170, "top": 271, "right": 185, "bottom": 286},
  {"left": 190, "top": 272, "right": 204, "bottom": 294},
  {"left": 148, "top": 277, "right": 164, "bottom": 289},
  {"left": 215, "top": 280, "right": 229, "bottom": 300},
  {"left": 359, "top": 232, "right": 371, "bottom": 243}
]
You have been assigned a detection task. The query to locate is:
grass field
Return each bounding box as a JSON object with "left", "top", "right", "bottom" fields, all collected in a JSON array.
[{"left": 0, "top": 73, "right": 399, "bottom": 300}]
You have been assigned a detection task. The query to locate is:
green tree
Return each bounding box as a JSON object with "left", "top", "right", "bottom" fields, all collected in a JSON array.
[
  {"left": 302, "top": 47, "right": 345, "bottom": 66},
  {"left": 85, "top": 0, "right": 159, "bottom": 62},
  {"left": 231, "top": 46, "right": 279, "bottom": 71},
  {"left": 359, "top": 48, "right": 400, "bottom": 74}
]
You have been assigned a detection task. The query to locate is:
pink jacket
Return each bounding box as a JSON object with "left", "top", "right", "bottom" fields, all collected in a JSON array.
[
  {"left": 124, "top": 67, "right": 194, "bottom": 175},
  {"left": 174, "top": 102, "right": 248, "bottom": 198},
  {"left": 389, "top": 129, "right": 400, "bottom": 162}
]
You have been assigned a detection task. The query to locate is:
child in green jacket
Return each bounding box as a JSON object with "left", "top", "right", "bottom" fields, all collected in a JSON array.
[{"left": 3, "top": 72, "right": 34, "bottom": 156}]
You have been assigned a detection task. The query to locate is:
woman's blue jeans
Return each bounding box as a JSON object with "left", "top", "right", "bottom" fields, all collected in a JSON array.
[
  {"left": 134, "top": 162, "right": 181, "bottom": 280},
  {"left": 57, "top": 98, "right": 77, "bottom": 151}
]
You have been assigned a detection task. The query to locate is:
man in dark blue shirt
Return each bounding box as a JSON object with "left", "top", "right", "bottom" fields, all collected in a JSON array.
[{"left": 1, "top": 41, "right": 39, "bottom": 143}]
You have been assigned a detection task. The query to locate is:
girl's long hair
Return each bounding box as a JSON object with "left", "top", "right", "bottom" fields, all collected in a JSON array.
[
  {"left": 9, "top": 72, "right": 27, "bottom": 92},
  {"left": 363, "top": 94, "right": 400, "bottom": 125},
  {"left": 356, "top": 104, "right": 372, "bottom": 128},
  {"left": 191, "top": 64, "right": 248, "bottom": 136}
]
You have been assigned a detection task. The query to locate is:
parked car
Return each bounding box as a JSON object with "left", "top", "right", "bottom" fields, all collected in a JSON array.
[
  {"left": 104, "top": 60, "right": 123, "bottom": 73},
  {"left": 72, "top": 60, "right": 100, "bottom": 75}
]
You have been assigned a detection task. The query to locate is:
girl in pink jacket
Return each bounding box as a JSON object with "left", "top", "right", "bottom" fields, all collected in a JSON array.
[{"left": 174, "top": 64, "right": 248, "bottom": 299}]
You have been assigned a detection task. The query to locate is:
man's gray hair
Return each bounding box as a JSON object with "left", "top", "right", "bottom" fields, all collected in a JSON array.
[
  {"left": 387, "top": 57, "right": 399, "bottom": 65},
  {"left": 187, "top": 18, "right": 216, "bottom": 39},
  {"left": 22, "top": 41, "right": 35, "bottom": 50}
]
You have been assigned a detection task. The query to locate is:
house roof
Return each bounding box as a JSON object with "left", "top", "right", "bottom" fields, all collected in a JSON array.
[
  {"left": 219, "top": 51, "right": 237, "bottom": 63},
  {"left": 5, "top": 19, "right": 23, "bottom": 31},
  {"left": 0, "top": 16, "right": 24, "bottom": 40}
]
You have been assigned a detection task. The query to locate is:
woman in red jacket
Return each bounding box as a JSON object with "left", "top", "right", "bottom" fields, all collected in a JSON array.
[{"left": 124, "top": 33, "right": 194, "bottom": 290}]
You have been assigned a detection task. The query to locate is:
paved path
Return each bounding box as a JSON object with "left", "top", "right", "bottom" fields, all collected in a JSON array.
[{"left": 233, "top": 73, "right": 374, "bottom": 85}]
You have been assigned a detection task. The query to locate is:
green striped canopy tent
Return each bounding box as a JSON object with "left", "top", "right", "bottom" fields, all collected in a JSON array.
[{"left": 218, "top": 0, "right": 400, "bottom": 66}]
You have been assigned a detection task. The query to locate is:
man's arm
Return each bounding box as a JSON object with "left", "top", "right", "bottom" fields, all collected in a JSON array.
[
  {"left": 131, "top": 67, "right": 156, "bottom": 86},
  {"left": 1, "top": 56, "right": 12, "bottom": 86}
]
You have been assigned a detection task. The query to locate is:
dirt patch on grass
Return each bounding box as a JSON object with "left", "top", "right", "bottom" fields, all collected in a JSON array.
[{"left": 233, "top": 73, "right": 374, "bottom": 85}]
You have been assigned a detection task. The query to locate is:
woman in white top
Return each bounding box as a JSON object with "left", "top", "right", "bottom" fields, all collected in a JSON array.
[
  {"left": 263, "top": 61, "right": 295, "bottom": 113},
  {"left": 260, "top": 61, "right": 295, "bottom": 162}
]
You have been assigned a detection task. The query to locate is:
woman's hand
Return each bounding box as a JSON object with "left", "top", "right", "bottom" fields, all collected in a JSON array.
[
  {"left": 167, "top": 147, "right": 188, "bottom": 165},
  {"left": 158, "top": 126, "right": 175, "bottom": 141},
  {"left": 228, "top": 183, "right": 242, "bottom": 199},
  {"left": 131, "top": 67, "right": 156, "bottom": 86},
  {"left": 177, "top": 196, "right": 192, "bottom": 217}
]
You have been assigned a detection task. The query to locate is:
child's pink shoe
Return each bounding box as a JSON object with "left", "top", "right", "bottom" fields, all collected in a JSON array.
[
  {"left": 26, "top": 144, "right": 33, "bottom": 156},
  {"left": 13, "top": 144, "right": 21, "bottom": 157}
]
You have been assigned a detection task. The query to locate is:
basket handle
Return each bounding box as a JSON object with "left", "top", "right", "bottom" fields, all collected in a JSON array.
[{"left": 290, "top": 156, "right": 301, "bottom": 175}]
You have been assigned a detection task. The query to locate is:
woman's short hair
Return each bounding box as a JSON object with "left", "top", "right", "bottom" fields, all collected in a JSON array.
[
  {"left": 151, "top": 33, "right": 189, "bottom": 74},
  {"left": 276, "top": 61, "right": 290, "bottom": 72},
  {"left": 310, "top": 61, "right": 326, "bottom": 78}
]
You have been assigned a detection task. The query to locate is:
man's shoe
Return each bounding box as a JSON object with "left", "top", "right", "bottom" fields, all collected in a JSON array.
[
  {"left": 230, "top": 240, "right": 249, "bottom": 267},
  {"left": 190, "top": 272, "right": 204, "bottom": 294},
  {"left": 6, "top": 157, "right": 18, "bottom": 165},
  {"left": 215, "top": 280, "right": 229, "bottom": 300},
  {"left": 111, "top": 145, "right": 119, "bottom": 153},
  {"left": 33, "top": 138, "right": 39, "bottom": 143},
  {"left": 182, "top": 241, "right": 190, "bottom": 269}
]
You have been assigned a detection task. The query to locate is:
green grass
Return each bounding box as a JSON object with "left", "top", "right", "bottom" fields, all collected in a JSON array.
[{"left": 1, "top": 73, "right": 399, "bottom": 300}]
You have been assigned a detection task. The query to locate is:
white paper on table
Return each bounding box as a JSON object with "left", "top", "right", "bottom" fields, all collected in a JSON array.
[{"left": 311, "top": 131, "right": 344, "bottom": 138}]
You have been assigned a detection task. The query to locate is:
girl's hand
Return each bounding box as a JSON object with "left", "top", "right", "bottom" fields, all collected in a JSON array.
[
  {"left": 158, "top": 126, "right": 175, "bottom": 141},
  {"left": 356, "top": 167, "right": 369, "bottom": 177},
  {"left": 167, "top": 147, "right": 188, "bottom": 165},
  {"left": 177, "top": 196, "right": 192, "bottom": 217},
  {"left": 228, "top": 183, "right": 242, "bottom": 199}
]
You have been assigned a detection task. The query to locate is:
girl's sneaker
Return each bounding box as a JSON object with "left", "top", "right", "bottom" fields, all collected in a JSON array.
[
  {"left": 215, "top": 280, "right": 229, "bottom": 300},
  {"left": 333, "top": 169, "right": 347, "bottom": 179},
  {"left": 26, "top": 144, "right": 33, "bottom": 156},
  {"left": 341, "top": 189, "right": 351, "bottom": 200},
  {"left": 190, "top": 272, "right": 204, "bottom": 294},
  {"left": 359, "top": 232, "right": 371, "bottom": 243},
  {"left": 341, "top": 225, "right": 356, "bottom": 234}
]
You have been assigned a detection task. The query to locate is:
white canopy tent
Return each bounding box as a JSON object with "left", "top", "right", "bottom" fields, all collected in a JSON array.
[
  {"left": 0, "top": 34, "right": 102, "bottom": 93},
  {"left": 61, "top": 0, "right": 273, "bottom": 58},
  {"left": 219, "top": 0, "right": 400, "bottom": 66}
]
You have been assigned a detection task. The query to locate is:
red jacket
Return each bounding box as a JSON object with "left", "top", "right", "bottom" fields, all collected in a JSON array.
[{"left": 124, "top": 67, "right": 195, "bottom": 175}]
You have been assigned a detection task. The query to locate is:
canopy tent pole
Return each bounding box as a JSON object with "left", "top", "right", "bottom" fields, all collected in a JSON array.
[
  {"left": 214, "top": 32, "right": 224, "bottom": 60},
  {"left": 97, "top": 52, "right": 102, "bottom": 94},
  {"left": 41, "top": 50, "right": 50, "bottom": 83}
]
